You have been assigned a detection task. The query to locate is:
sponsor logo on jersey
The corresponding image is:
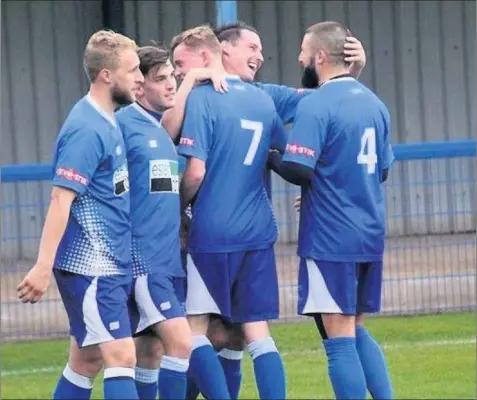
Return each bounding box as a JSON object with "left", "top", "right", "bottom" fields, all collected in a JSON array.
[
  {"left": 179, "top": 137, "right": 195, "bottom": 147},
  {"left": 56, "top": 168, "right": 88, "bottom": 185},
  {"left": 286, "top": 143, "right": 316, "bottom": 157},
  {"left": 149, "top": 159, "right": 179, "bottom": 194},
  {"left": 113, "top": 163, "right": 129, "bottom": 196}
]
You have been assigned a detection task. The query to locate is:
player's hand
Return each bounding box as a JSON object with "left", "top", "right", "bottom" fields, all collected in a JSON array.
[
  {"left": 17, "top": 262, "right": 52, "bottom": 304},
  {"left": 294, "top": 195, "right": 301, "bottom": 212},
  {"left": 192, "top": 68, "right": 229, "bottom": 93},
  {"left": 344, "top": 36, "right": 366, "bottom": 76}
]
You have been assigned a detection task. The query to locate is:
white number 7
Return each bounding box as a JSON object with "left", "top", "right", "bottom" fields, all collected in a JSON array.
[
  {"left": 357, "top": 127, "right": 378, "bottom": 174},
  {"left": 241, "top": 119, "right": 263, "bottom": 166}
]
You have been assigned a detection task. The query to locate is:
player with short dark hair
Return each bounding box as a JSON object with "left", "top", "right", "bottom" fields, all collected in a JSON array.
[
  {"left": 172, "top": 25, "right": 288, "bottom": 400},
  {"left": 17, "top": 30, "right": 144, "bottom": 400},
  {"left": 116, "top": 43, "right": 228, "bottom": 400},
  {"left": 214, "top": 20, "right": 367, "bottom": 123},
  {"left": 270, "top": 21, "right": 394, "bottom": 400}
]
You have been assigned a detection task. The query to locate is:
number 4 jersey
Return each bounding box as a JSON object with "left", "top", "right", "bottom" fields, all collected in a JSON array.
[
  {"left": 282, "top": 76, "right": 395, "bottom": 262},
  {"left": 178, "top": 76, "right": 287, "bottom": 253}
]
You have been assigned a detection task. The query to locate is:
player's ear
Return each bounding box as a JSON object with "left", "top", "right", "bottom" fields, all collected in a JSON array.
[
  {"left": 135, "top": 81, "right": 145, "bottom": 97},
  {"left": 99, "top": 68, "right": 113, "bottom": 84},
  {"left": 199, "top": 49, "right": 210, "bottom": 66},
  {"left": 316, "top": 49, "right": 326, "bottom": 65},
  {"left": 220, "top": 41, "right": 231, "bottom": 57}
]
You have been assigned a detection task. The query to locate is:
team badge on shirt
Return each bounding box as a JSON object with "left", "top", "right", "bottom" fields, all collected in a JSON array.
[
  {"left": 113, "top": 163, "right": 129, "bottom": 196},
  {"left": 149, "top": 159, "right": 179, "bottom": 194}
]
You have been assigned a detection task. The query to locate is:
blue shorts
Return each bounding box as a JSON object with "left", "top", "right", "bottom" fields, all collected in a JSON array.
[
  {"left": 298, "top": 259, "right": 383, "bottom": 316},
  {"left": 54, "top": 269, "right": 133, "bottom": 348},
  {"left": 129, "top": 273, "right": 186, "bottom": 335},
  {"left": 186, "top": 247, "right": 279, "bottom": 323}
]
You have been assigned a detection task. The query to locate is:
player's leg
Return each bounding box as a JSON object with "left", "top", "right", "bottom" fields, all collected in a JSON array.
[
  {"left": 233, "top": 247, "right": 286, "bottom": 400},
  {"left": 53, "top": 336, "right": 102, "bottom": 399},
  {"left": 134, "top": 334, "right": 163, "bottom": 400},
  {"left": 298, "top": 259, "right": 367, "bottom": 399},
  {"left": 186, "top": 253, "right": 231, "bottom": 399},
  {"left": 355, "top": 262, "right": 393, "bottom": 399},
  {"left": 93, "top": 274, "right": 139, "bottom": 400},
  {"left": 131, "top": 273, "right": 191, "bottom": 400},
  {"left": 54, "top": 270, "right": 139, "bottom": 400},
  {"left": 210, "top": 319, "right": 246, "bottom": 400}
]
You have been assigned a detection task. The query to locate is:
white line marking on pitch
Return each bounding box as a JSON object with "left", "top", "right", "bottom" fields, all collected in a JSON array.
[{"left": 2, "top": 338, "right": 474, "bottom": 378}]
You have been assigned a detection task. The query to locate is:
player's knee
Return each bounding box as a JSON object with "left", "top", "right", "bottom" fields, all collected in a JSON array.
[
  {"left": 135, "top": 335, "right": 163, "bottom": 368},
  {"left": 318, "top": 313, "right": 355, "bottom": 339},
  {"left": 207, "top": 325, "right": 230, "bottom": 350},
  {"left": 167, "top": 335, "right": 192, "bottom": 359},
  {"left": 68, "top": 346, "right": 103, "bottom": 378},
  {"left": 100, "top": 337, "right": 137, "bottom": 368},
  {"left": 156, "top": 318, "right": 192, "bottom": 358},
  {"left": 227, "top": 325, "right": 246, "bottom": 351},
  {"left": 242, "top": 320, "right": 271, "bottom": 343}
]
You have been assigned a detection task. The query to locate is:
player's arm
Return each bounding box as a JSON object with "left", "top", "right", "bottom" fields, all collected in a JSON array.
[
  {"left": 162, "top": 68, "right": 228, "bottom": 143},
  {"left": 268, "top": 150, "right": 313, "bottom": 186},
  {"left": 253, "top": 82, "right": 312, "bottom": 124},
  {"left": 177, "top": 88, "right": 211, "bottom": 212},
  {"left": 269, "top": 97, "right": 326, "bottom": 186},
  {"left": 17, "top": 129, "right": 104, "bottom": 304},
  {"left": 381, "top": 110, "right": 394, "bottom": 183},
  {"left": 180, "top": 158, "right": 205, "bottom": 212}
]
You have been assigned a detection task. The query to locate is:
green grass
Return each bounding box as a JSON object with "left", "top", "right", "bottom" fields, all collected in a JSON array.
[{"left": 2, "top": 312, "right": 475, "bottom": 399}]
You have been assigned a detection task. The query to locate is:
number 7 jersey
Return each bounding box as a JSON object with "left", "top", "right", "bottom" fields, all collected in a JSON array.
[
  {"left": 178, "top": 76, "right": 287, "bottom": 253},
  {"left": 282, "top": 77, "right": 395, "bottom": 262}
]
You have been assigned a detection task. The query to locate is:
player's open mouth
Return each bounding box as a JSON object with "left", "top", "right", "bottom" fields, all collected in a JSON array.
[{"left": 248, "top": 62, "right": 258, "bottom": 73}]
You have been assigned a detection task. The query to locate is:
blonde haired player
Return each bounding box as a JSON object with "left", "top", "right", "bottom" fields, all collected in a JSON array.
[{"left": 17, "top": 30, "right": 144, "bottom": 400}]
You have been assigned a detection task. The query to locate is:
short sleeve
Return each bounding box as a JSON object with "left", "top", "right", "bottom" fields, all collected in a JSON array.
[
  {"left": 253, "top": 82, "right": 313, "bottom": 124},
  {"left": 177, "top": 88, "right": 212, "bottom": 162},
  {"left": 53, "top": 127, "right": 105, "bottom": 195},
  {"left": 281, "top": 96, "right": 328, "bottom": 169}
]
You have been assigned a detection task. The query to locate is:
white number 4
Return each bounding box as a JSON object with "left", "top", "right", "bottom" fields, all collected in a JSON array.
[
  {"left": 241, "top": 119, "right": 263, "bottom": 166},
  {"left": 357, "top": 127, "right": 378, "bottom": 174}
]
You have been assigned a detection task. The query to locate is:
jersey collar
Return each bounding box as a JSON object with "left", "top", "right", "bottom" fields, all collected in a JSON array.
[
  {"left": 225, "top": 74, "right": 241, "bottom": 81},
  {"left": 319, "top": 74, "right": 355, "bottom": 88},
  {"left": 131, "top": 102, "right": 163, "bottom": 129},
  {"left": 85, "top": 93, "right": 118, "bottom": 128}
]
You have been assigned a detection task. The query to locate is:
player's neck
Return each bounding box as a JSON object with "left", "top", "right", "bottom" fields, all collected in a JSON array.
[
  {"left": 136, "top": 98, "right": 165, "bottom": 115},
  {"left": 88, "top": 84, "right": 116, "bottom": 118},
  {"left": 222, "top": 60, "right": 240, "bottom": 78},
  {"left": 208, "top": 60, "right": 227, "bottom": 75},
  {"left": 318, "top": 66, "right": 351, "bottom": 86}
]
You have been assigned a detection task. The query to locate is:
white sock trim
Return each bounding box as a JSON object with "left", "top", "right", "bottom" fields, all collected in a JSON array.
[
  {"left": 217, "top": 348, "right": 244, "bottom": 360},
  {"left": 63, "top": 364, "right": 94, "bottom": 389},
  {"left": 104, "top": 367, "right": 135, "bottom": 380},
  {"left": 192, "top": 335, "right": 212, "bottom": 350},
  {"left": 247, "top": 337, "right": 278, "bottom": 360},
  {"left": 135, "top": 367, "right": 159, "bottom": 384},
  {"left": 160, "top": 355, "right": 189, "bottom": 373}
]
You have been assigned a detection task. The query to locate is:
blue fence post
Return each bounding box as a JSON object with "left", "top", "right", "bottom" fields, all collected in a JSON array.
[{"left": 215, "top": 0, "right": 237, "bottom": 26}]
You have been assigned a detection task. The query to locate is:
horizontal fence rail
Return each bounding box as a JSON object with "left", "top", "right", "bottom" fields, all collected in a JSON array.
[{"left": 1, "top": 140, "right": 476, "bottom": 341}]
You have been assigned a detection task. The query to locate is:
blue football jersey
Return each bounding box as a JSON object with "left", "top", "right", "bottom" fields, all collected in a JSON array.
[
  {"left": 253, "top": 82, "right": 313, "bottom": 124},
  {"left": 116, "top": 103, "right": 184, "bottom": 278},
  {"left": 178, "top": 76, "right": 287, "bottom": 253},
  {"left": 53, "top": 95, "right": 132, "bottom": 276},
  {"left": 282, "top": 77, "right": 394, "bottom": 262}
]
